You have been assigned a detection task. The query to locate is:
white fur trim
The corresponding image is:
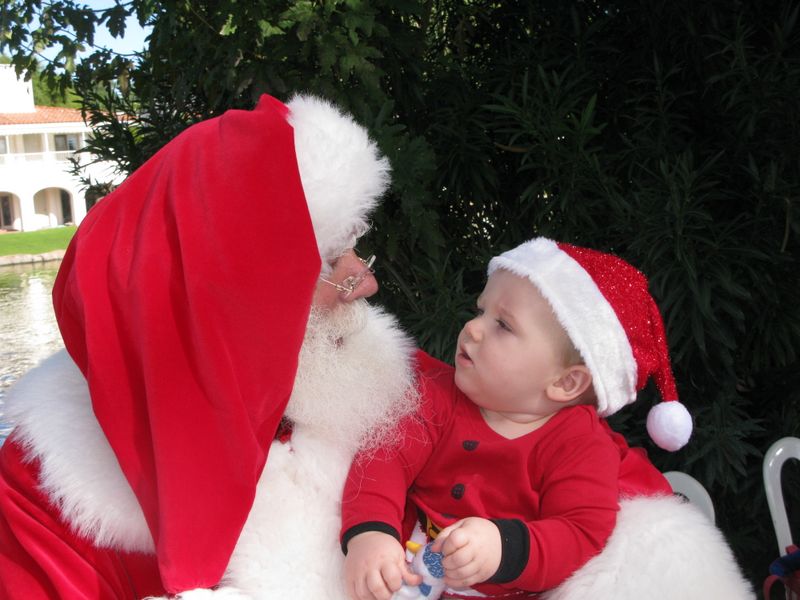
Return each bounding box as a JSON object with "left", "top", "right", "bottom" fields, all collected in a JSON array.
[
  {"left": 488, "top": 238, "right": 637, "bottom": 416},
  {"left": 288, "top": 95, "right": 391, "bottom": 270},
  {"left": 542, "top": 495, "right": 754, "bottom": 600},
  {"left": 145, "top": 587, "right": 251, "bottom": 599},
  {"left": 222, "top": 304, "right": 416, "bottom": 598},
  {"left": 647, "top": 401, "right": 693, "bottom": 451},
  {"left": 5, "top": 350, "right": 153, "bottom": 552}
]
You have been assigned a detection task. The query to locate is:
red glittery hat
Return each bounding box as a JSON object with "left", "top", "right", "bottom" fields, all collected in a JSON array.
[{"left": 488, "top": 237, "right": 692, "bottom": 451}]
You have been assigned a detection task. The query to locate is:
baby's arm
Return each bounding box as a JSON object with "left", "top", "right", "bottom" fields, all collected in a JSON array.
[
  {"left": 345, "top": 531, "right": 422, "bottom": 600},
  {"left": 430, "top": 517, "right": 502, "bottom": 589}
]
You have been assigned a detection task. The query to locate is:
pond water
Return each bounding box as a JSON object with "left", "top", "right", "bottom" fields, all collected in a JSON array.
[{"left": 0, "top": 262, "right": 64, "bottom": 443}]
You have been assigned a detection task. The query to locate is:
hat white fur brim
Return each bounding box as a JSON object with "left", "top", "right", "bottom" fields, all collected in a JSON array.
[{"left": 288, "top": 95, "right": 390, "bottom": 271}]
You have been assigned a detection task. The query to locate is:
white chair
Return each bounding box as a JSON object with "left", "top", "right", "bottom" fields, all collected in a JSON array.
[
  {"left": 764, "top": 437, "right": 800, "bottom": 554},
  {"left": 763, "top": 436, "right": 800, "bottom": 600},
  {"left": 663, "top": 470, "right": 716, "bottom": 524}
]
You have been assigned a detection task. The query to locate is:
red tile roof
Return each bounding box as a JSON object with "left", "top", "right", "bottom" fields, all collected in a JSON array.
[{"left": 0, "top": 105, "right": 86, "bottom": 125}]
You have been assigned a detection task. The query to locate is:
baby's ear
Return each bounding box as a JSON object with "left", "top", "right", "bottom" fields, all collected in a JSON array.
[{"left": 547, "top": 365, "right": 593, "bottom": 403}]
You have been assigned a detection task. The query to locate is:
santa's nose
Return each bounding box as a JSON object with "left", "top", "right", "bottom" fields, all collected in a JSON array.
[
  {"left": 338, "top": 251, "right": 378, "bottom": 302},
  {"left": 312, "top": 249, "right": 380, "bottom": 310}
]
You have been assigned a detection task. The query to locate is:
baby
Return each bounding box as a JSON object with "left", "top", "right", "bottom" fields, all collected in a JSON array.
[{"left": 341, "top": 237, "right": 692, "bottom": 600}]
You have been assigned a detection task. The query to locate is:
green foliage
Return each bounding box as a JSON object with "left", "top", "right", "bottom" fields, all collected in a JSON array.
[
  {"left": 31, "top": 75, "right": 80, "bottom": 107},
  {"left": 3, "top": 0, "right": 800, "bottom": 593}
]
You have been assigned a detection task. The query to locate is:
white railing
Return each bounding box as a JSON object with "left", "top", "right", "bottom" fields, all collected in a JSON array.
[{"left": 0, "top": 150, "right": 78, "bottom": 165}]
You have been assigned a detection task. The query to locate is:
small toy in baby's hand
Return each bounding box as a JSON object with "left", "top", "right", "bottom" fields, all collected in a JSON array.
[{"left": 392, "top": 541, "right": 446, "bottom": 600}]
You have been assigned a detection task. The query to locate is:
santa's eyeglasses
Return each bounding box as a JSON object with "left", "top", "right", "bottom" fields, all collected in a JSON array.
[{"left": 318, "top": 254, "right": 376, "bottom": 297}]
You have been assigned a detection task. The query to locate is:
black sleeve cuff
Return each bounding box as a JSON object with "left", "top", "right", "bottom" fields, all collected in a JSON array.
[
  {"left": 341, "top": 521, "right": 401, "bottom": 555},
  {"left": 487, "top": 518, "right": 530, "bottom": 584}
]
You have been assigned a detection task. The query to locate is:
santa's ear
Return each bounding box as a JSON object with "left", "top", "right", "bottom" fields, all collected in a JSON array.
[{"left": 547, "top": 365, "right": 593, "bottom": 403}]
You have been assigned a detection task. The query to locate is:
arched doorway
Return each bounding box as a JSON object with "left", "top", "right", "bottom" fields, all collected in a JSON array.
[
  {"left": 0, "top": 192, "right": 22, "bottom": 231},
  {"left": 60, "top": 189, "right": 73, "bottom": 224},
  {"left": 32, "top": 187, "right": 74, "bottom": 229}
]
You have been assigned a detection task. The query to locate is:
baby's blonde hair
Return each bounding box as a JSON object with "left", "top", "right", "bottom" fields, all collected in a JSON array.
[
  {"left": 551, "top": 317, "right": 597, "bottom": 406},
  {"left": 560, "top": 335, "right": 584, "bottom": 368}
]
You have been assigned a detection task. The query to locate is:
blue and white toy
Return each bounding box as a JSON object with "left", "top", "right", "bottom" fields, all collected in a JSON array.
[{"left": 392, "top": 541, "right": 446, "bottom": 600}]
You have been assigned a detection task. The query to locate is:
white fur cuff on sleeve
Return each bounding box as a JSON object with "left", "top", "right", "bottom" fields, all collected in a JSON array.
[{"left": 146, "top": 587, "right": 252, "bottom": 600}]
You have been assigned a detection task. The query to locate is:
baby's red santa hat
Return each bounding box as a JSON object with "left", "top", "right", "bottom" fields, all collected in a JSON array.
[{"left": 488, "top": 237, "right": 692, "bottom": 451}]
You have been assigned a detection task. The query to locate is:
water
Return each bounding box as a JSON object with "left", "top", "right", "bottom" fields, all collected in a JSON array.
[{"left": 0, "top": 262, "right": 64, "bottom": 443}]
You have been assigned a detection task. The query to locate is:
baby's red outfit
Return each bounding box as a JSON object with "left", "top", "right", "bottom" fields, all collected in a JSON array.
[{"left": 341, "top": 350, "right": 671, "bottom": 597}]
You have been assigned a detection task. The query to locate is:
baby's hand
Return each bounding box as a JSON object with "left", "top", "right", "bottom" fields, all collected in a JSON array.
[
  {"left": 345, "top": 531, "right": 422, "bottom": 600},
  {"left": 430, "top": 517, "right": 502, "bottom": 589}
]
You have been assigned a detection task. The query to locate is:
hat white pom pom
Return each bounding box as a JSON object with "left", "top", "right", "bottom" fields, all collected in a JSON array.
[{"left": 646, "top": 401, "right": 692, "bottom": 451}]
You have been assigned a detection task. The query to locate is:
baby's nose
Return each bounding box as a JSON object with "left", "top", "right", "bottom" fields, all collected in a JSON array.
[{"left": 463, "top": 317, "right": 483, "bottom": 341}]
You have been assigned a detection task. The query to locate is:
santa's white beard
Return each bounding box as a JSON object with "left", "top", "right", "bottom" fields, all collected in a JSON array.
[
  {"left": 221, "top": 301, "right": 418, "bottom": 599},
  {"left": 284, "top": 300, "right": 419, "bottom": 455}
]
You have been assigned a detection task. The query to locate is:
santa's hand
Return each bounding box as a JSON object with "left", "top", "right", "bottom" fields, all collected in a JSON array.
[
  {"left": 345, "top": 531, "right": 422, "bottom": 600},
  {"left": 430, "top": 517, "right": 501, "bottom": 589}
]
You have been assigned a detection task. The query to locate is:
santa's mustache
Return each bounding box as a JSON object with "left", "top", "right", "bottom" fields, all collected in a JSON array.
[{"left": 304, "top": 300, "right": 370, "bottom": 349}]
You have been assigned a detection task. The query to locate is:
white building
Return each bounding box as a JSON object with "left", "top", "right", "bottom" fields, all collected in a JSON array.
[{"left": 0, "top": 65, "right": 117, "bottom": 232}]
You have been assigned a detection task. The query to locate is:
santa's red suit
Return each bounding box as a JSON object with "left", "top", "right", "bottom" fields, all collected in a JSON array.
[
  {"left": 0, "top": 93, "right": 406, "bottom": 598},
  {"left": 0, "top": 96, "right": 754, "bottom": 599}
]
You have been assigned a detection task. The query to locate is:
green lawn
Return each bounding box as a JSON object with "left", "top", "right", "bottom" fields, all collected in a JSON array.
[{"left": 0, "top": 227, "right": 77, "bottom": 256}]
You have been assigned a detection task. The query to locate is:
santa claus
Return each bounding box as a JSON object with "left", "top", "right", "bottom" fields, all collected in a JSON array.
[{"left": 0, "top": 94, "right": 752, "bottom": 599}]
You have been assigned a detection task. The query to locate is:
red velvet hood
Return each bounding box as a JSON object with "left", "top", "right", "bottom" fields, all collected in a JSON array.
[{"left": 53, "top": 95, "right": 320, "bottom": 592}]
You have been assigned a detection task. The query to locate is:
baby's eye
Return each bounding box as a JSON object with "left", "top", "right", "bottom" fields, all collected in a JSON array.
[{"left": 496, "top": 319, "right": 512, "bottom": 332}]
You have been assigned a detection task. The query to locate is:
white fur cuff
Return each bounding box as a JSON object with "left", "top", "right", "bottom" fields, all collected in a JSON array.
[{"left": 145, "top": 587, "right": 252, "bottom": 600}]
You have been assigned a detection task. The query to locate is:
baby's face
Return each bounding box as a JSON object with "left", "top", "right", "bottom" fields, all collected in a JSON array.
[{"left": 454, "top": 269, "right": 572, "bottom": 421}]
